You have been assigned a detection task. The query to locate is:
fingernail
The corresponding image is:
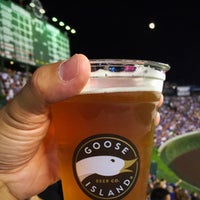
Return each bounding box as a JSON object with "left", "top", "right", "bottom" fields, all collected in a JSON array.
[{"left": 58, "top": 56, "right": 79, "bottom": 81}]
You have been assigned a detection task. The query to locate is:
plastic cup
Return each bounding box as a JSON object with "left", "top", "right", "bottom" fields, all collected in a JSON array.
[{"left": 50, "top": 59, "right": 170, "bottom": 200}]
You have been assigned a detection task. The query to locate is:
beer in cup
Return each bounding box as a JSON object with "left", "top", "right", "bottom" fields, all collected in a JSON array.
[{"left": 50, "top": 59, "right": 170, "bottom": 200}]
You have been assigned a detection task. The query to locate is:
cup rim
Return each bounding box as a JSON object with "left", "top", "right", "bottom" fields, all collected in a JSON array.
[{"left": 89, "top": 59, "right": 170, "bottom": 72}]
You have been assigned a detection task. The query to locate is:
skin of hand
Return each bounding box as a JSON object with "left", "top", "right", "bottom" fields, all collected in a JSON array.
[
  {"left": 0, "top": 54, "right": 91, "bottom": 199},
  {"left": 0, "top": 53, "right": 163, "bottom": 199},
  {"left": 155, "top": 94, "right": 163, "bottom": 126}
]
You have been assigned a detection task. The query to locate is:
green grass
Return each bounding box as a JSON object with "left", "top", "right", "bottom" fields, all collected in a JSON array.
[
  {"left": 151, "top": 147, "right": 178, "bottom": 183},
  {"left": 151, "top": 147, "right": 200, "bottom": 194},
  {"left": 159, "top": 132, "right": 200, "bottom": 165}
]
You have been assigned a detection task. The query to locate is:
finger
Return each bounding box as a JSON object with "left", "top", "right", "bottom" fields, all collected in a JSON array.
[
  {"left": 0, "top": 54, "right": 90, "bottom": 169},
  {"left": 158, "top": 94, "right": 164, "bottom": 108},
  {"left": 15, "top": 54, "right": 91, "bottom": 112},
  {"left": 154, "top": 94, "right": 164, "bottom": 126},
  {"left": 155, "top": 112, "right": 160, "bottom": 126}
]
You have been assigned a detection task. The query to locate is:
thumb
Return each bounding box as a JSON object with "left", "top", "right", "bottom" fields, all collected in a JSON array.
[
  {"left": 14, "top": 53, "right": 91, "bottom": 113},
  {"left": 0, "top": 54, "right": 90, "bottom": 169}
]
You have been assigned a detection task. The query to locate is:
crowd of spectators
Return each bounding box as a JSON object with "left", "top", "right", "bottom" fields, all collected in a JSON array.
[
  {"left": 147, "top": 174, "right": 200, "bottom": 200},
  {"left": 0, "top": 68, "right": 31, "bottom": 102},
  {"left": 155, "top": 95, "right": 200, "bottom": 147}
]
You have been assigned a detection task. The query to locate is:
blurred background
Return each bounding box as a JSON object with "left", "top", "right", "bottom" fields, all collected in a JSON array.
[{"left": 1, "top": 0, "right": 200, "bottom": 199}]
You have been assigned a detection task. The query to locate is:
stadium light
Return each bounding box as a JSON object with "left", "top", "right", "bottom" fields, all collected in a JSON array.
[
  {"left": 10, "top": 61, "right": 14, "bottom": 65},
  {"left": 29, "top": 2, "right": 35, "bottom": 7},
  {"left": 59, "top": 21, "right": 65, "bottom": 27},
  {"left": 39, "top": 8, "right": 45, "bottom": 14},
  {"left": 51, "top": 17, "right": 76, "bottom": 34},
  {"left": 65, "top": 25, "right": 71, "bottom": 31},
  {"left": 52, "top": 17, "right": 58, "bottom": 22},
  {"left": 71, "top": 29, "right": 76, "bottom": 34}
]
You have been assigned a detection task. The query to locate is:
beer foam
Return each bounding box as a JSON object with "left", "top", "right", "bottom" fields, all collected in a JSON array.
[
  {"left": 81, "top": 60, "right": 170, "bottom": 94},
  {"left": 81, "top": 77, "right": 164, "bottom": 94}
]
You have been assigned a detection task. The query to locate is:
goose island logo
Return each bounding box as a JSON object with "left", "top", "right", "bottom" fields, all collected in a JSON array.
[{"left": 73, "top": 134, "right": 140, "bottom": 200}]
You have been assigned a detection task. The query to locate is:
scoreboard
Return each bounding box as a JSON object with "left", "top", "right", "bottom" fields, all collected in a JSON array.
[{"left": 0, "top": 0, "right": 70, "bottom": 67}]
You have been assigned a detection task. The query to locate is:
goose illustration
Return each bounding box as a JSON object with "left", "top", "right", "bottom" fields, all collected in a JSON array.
[{"left": 76, "top": 155, "right": 137, "bottom": 182}]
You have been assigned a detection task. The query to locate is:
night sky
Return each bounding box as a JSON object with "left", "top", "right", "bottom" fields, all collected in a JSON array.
[{"left": 15, "top": 0, "right": 200, "bottom": 85}]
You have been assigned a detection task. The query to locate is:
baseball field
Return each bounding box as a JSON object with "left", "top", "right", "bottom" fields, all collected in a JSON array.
[{"left": 151, "top": 131, "right": 200, "bottom": 193}]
